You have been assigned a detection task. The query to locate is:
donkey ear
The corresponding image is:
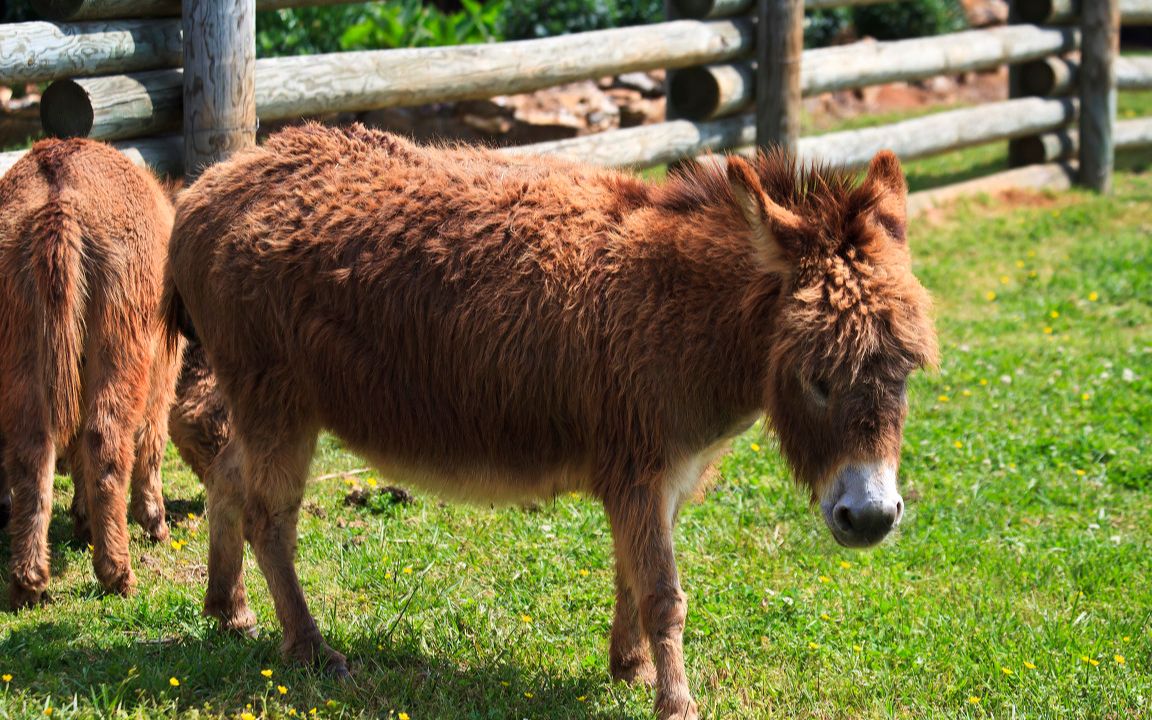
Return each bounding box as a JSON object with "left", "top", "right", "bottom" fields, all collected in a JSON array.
[
  {"left": 726, "top": 156, "right": 804, "bottom": 270},
  {"left": 862, "top": 150, "right": 908, "bottom": 241}
]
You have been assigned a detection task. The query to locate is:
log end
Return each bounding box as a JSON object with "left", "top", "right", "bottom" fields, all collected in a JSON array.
[
  {"left": 40, "top": 79, "right": 95, "bottom": 139},
  {"left": 669, "top": 67, "right": 723, "bottom": 121}
]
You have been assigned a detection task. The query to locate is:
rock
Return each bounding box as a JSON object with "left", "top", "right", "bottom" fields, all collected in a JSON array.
[{"left": 960, "top": 0, "right": 1008, "bottom": 27}]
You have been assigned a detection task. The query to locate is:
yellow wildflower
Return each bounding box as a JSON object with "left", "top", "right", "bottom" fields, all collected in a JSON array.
[
  {"left": 968, "top": 696, "right": 980, "bottom": 705},
  {"left": 1088, "top": 292, "right": 1098, "bottom": 302},
  {"left": 953, "top": 441, "right": 963, "bottom": 449},
  {"left": 852, "top": 644, "right": 862, "bottom": 652},
  {"left": 1001, "top": 666, "right": 1013, "bottom": 675},
  {"left": 169, "top": 677, "right": 179, "bottom": 687},
  {"left": 984, "top": 291, "right": 997, "bottom": 302},
  {"left": 261, "top": 669, "right": 273, "bottom": 678},
  {"left": 808, "top": 642, "right": 820, "bottom": 650},
  {"left": 750, "top": 442, "right": 761, "bottom": 452},
  {"left": 1024, "top": 661, "right": 1036, "bottom": 670},
  {"left": 819, "top": 575, "right": 831, "bottom": 584},
  {"left": 43, "top": 709, "right": 52, "bottom": 717},
  {"left": 399, "top": 714, "right": 410, "bottom": 720},
  {"left": 1115, "top": 655, "right": 1126, "bottom": 665},
  {"left": 520, "top": 614, "right": 532, "bottom": 624},
  {"left": 938, "top": 395, "right": 949, "bottom": 403},
  {"left": 1081, "top": 393, "right": 1090, "bottom": 401},
  {"left": 1015, "top": 260, "right": 1025, "bottom": 269},
  {"left": 962, "top": 389, "right": 972, "bottom": 397},
  {"left": 1, "top": 674, "right": 11, "bottom": 683},
  {"left": 577, "top": 569, "right": 590, "bottom": 577},
  {"left": 1050, "top": 310, "right": 1060, "bottom": 319},
  {"left": 403, "top": 566, "right": 413, "bottom": 575},
  {"left": 1075, "top": 469, "right": 1086, "bottom": 477},
  {"left": 577, "top": 696, "right": 587, "bottom": 702},
  {"left": 278, "top": 685, "right": 288, "bottom": 695},
  {"left": 999, "top": 275, "right": 1010, "bottom": 285},
  {"left": 241, "top": 714, "right": 256, "bottom": 720},
  {"left": 979, "top": 378, "right": 988, "bottom": 386},
  {"left": 839, "top": 561, "right": 851, "bottom": 569},
  {"left": 524, "top": 692, "right": 534, "bottom": 699},
  {"left": 1043, "top": 326, "right": 1053, "bottom": 335},
  {"left": 288, "top": 711, "right": 298, "bottom": 717},
  {"left": 820, "top": 613, "right": 831, "bottom": 621}
]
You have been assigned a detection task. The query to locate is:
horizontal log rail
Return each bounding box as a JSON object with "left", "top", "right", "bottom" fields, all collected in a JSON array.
[
  {"left": 42, "top": 23, "right": 1085, "bottom": 140},
  {"left": 35, "top": 0, "right": 392, "bottom": 21},
  {"left": 1006, "top": 116, "right": 1152, "bottom": 163},
  {"left": 0, "top": 19, "right": 181, "bottom": 85},
  {"left": 669, "top": 24, "right": 1078, "bottom": 119},
  {"left": 1018, "top": 55, "right": 1152, "bottom": 96},
  {"left": 907, "top": 162, "right": 1077, "bottom": 215}
]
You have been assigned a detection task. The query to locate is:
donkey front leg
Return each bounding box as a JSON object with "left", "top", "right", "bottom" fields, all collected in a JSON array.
[
  {"left": 239, "top": 428, "right": 348, "bottom": 677},
  {"left": 605, "top": 482, "right": 698, "bottom": 720}
]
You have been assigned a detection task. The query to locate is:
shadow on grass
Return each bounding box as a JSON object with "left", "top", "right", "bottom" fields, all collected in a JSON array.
[
  {"left": 0, "top": 619, "right": 628, "bottom": 718},
  {"left": 906, "top": 156, "right": 1009, "bottom": 193}
]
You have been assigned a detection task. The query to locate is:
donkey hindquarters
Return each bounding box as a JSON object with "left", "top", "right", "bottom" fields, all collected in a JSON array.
[
  {"left": 167, "top": 124, "right": 937, "bottom": 720},
  {"left": 0, "top": 139, "right": 178, "bottom": 607}
]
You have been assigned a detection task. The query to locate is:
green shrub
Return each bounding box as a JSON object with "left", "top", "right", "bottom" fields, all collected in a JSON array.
[
  {"left": 502, "top": 0, "right": 663, "bottom": 40},
  {"left": 804, "top": 7, "right": 853, "bottom": 47},
  {"left": 851, "top": 0, "right": 967, "bottom": 40},
  {"left": 255, "top": 0, "right": 503, "bottom": 57}
]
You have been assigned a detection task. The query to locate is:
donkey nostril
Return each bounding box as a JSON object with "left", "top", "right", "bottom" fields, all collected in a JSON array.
[
  {"left": 895, "top": 499, "right": 905, "bottom": 521},
  {"left": 834, "top": 504, "right": 853, "bottom": 532}
]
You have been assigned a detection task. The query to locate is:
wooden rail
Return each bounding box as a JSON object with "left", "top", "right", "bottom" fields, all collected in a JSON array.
[
  {"left": 40, "top": 23, "right": 1082, "bottom": 140},
  {"left": 670, "top": 25, "right": 1078, "bottom": 119},
  {"left": 0, "top": 19, "right": 181, "bottom": 85},
  {"left": 35, "top": 0, "right": 400, "bottom": 21},
  {"left": 1010, "top": 116, "right": 1152, "bottom": 162},
  {"left": 1018, "top": 55, "right": 1152, "bottom": 96}
]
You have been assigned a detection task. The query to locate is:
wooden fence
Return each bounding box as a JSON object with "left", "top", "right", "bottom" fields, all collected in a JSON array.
[{"left": 2, "top": 0, "right": 1151, "bottom": 201}]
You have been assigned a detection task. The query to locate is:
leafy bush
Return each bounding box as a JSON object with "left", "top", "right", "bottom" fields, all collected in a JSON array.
[
  {"left": 502, "top": 0, "right": 663, "bottom": 40},
  {"left": 255, "top": 0, "right": 503, "bottom": 57},
  {"left": 804, "top": 7, "right": 853, "bottom": 47},
  {"left": 851, "top": 0, "right": 967, "bottom": 41}
]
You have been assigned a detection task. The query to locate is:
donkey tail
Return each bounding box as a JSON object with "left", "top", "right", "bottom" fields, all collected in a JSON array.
[
  {"left": 28, "top": 197, "right": 88, "bottom": 447},
  {"left": 160, "top": 266, "right": 198, "bottom": 353}
]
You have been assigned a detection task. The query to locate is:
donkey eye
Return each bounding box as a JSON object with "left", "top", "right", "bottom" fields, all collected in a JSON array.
[{"left": 806, "top": 376, "right": 831, "bottom": 405}]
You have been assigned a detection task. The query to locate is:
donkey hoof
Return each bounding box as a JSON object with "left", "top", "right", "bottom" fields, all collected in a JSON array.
[
  {"left": 655, "top": 693, "right": 699, "bottom": 720},
  {"left": 96, "top": 567, "right": 137, "bottom": 597},
  {"left": 9, "top": 584, "right": 47, "bottom": 611},
  {"left": 205, "top": 602, "right": 258, "bottom": 637},
  {"left": 143, "top": 520, "right": 170, "bottom": 544},
  {"left": 610, "top": 658, "right": 657, "bottom": 688}
]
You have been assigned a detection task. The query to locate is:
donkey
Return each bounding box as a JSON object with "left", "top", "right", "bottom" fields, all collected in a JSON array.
[
  {"left": 164, "top": 124, "right": 937, "bottom": 719},
  {"left": 0, "top": 138, "right": 181, "bottom": 607}
]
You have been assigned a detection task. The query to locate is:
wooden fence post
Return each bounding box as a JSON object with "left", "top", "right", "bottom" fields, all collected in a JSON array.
[
  {"left": 182, "top": 0, "right": 256, "bottom": 182},
  {"left": 756, "top": 0, "right": 803, "bottom": 151},
  {"left": 1079, "top": 0, "right": 1119, "bottom": 192}
]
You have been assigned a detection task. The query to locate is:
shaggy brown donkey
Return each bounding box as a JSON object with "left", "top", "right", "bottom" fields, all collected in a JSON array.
[
  {"left": 0, "top": 138, "right": 180, "bottom": 607},
  {"left": 165, "top": 124, "right": 937, "bottom": 719}
]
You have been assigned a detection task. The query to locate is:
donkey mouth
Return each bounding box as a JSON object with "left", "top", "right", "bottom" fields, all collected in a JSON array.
[{"left": 820, "top": 462, "right": 904, "bottom": 548}]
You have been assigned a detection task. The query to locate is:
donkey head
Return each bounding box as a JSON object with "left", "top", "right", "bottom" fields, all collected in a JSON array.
[{"left": 728, "top": 150, "right": 938, "bottom": 548}]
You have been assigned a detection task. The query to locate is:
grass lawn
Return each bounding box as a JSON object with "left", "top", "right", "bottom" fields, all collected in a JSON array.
[{"left": 1, "top": 104, "right": 1151, "bottom": 719}]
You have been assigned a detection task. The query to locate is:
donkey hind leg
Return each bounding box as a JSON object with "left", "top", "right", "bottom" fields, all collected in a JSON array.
[
  {"left": 66, "top": 439, "right": 91, "bottom": 544},
  {"left": 240, "top": 428, "right": 348, "bottom": 675},
  {"left": 80, "top": 357, "right": 152, "bottom": 596},
  {"left": 610, "top": 565, "right": 656, "bottom": 687},
  {"left": 3, "top": 383, "right": 57, "bottom": 609},
  {"left": 605, "top": 481, "right": 699, "bottom": 720},
  {"left": 128, "top": 409, "right": 170, "bottom": 543},
  {"left": 202, "top": 437, "right": 257, "bottom": 635}
]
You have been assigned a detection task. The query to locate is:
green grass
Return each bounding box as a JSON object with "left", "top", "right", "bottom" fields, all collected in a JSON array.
[{"left": 1, "top": 105, "right": 1151, "bottom": 720}]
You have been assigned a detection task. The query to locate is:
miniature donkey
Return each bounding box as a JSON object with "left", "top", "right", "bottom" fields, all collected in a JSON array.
[
  {"left": 164, "top": 124, "right": 938, "bottom": 719},
  {"left": 0, "top": 138, "right": 183, "bottom": 607}
]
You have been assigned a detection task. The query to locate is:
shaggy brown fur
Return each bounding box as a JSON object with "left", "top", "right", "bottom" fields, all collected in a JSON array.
[
  {"left": 164, "top": 124, "right": 937, "bottom": 719},
  {"left": 0, "top": 138, "right": 179, "bottom": 607}
]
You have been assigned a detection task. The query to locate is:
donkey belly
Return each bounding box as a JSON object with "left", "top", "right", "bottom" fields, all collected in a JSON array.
[{"left": 357, "top": 452, "right": 593, "bottom": 505}]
